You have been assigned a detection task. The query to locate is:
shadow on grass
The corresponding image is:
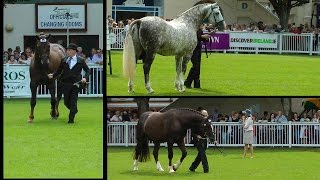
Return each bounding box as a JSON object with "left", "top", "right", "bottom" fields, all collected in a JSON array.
[{"left": 120, "top": 170, "right": 202, "bottom": 177}]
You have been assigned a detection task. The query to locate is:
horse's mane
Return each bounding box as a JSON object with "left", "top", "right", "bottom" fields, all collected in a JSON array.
[
  {"left": 170, "top": 108, "right": 206, "bottom": 117},
  {"left": 176, "top": 3, "right": 209, "bottom": 19}
]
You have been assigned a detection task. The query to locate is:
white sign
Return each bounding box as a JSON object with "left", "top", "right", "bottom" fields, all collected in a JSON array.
[
  {"left": 3, "top": 65, "right": 31, "bottom": 97},
  {"left": 230, "top": 32, "right": 278, "bottom": 48},
  {"left": 37, "top": 4, "right": 86, "bottom": 30}
]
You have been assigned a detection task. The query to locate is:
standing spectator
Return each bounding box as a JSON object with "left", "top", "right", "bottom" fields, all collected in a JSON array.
[
  {"left": 92, "top": 48, "right": 103, "bottom": 65},
  {"left": 300, "top": 113, "right": 310, "bottom": 144},
  {"left": 110, "top": 111, "right": 122, "bottom": 143},
  {"left": 122, "top": 111, "right": 131, "bottom": 122},
  {"left": 242, "top": 109, "right": 254, "bottom": 159},
  {"left": 76, "top": 47, "right": 86, "bottom": 59},
  {"left": 291, "top": 112, "right": 300, "bottom": 144},
  {"left": 110, "top": 111, "right": 121, "bottom": 122},
  {"left": 269, "top": 112, "right": 276, "bottom": 144},
  {"left": 311, "top": 112, "right": 320, "bottom": 144},
  {"left": 261, "top": 111, "right": 269, "bottom": 120},
  {"left": 275, "top": 111, "right": 288, "bottom": 144},
  {"left": 8, "top": 48, "right": 13, "bottom": 55},
  {"left": 15, "top": 46, "right": 21, "bottom": 54},
  {"left": 19, "top": 47, "right": 32, "bottom": 65},
  {"left": 86, "top": 48, "right": 97, "bottom": 63},
  {"left": 13, "top": 50, "right": 20, "bottom": 62}
]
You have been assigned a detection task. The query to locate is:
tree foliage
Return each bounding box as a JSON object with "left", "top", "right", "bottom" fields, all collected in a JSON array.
[{"left": 268, "top": 0, "right": 309, "bottom": 30}]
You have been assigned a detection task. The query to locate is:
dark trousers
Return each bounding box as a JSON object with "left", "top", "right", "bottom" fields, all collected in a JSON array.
[
  {"left": 185, "top": 46, "right": 201, "bottom": 87},
  {"left": 190, "top": 140, "right": 208, "bottom": 172},
  {"left": 63, "top": 84, "right": 79, "bottom": 121}
]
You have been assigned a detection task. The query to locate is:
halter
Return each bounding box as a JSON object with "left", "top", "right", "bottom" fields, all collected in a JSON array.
[{"left": 204, "top": 5, "right": 224, "bottom": 25}]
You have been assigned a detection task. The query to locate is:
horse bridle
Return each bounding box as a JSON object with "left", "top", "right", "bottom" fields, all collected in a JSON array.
[{"left": 205, "top": 5, "right": 224, "bottom": 25}]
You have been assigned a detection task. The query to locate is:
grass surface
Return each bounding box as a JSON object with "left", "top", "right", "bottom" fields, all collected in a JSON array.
[
  {"left": 107, "top": 51, "right": 320, "bottom": 96},
  {"left": 4, "top": 98, "right": 103, "bottom": 178},
  {"left": 107, "top": 147, "right": 320, "bottom": 180}
]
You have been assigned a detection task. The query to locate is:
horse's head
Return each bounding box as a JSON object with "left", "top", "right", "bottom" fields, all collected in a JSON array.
[
  {"left": 196, "top": 110, "right": 215, "bottom": 142},
  {"left": 35, "top": 32, "right": 51, "bottom": 65},
  {"left": 203, "top": 3, "right": 226, "bottom": 31}
]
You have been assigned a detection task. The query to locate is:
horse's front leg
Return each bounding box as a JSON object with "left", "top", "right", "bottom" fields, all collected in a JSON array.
[
  {"left": 153, "top": 142, "right": 164, "bottom": 171},
  {"left": 56, "top": 81, "right": 63, "bottom": 118},
  {"left": 48, "top": 80, "right": 58, "bottom": 119},
  {"left": 28, "top": 81, "right": 38, "bottom": 123},
  {"left": 143, "top": 53, "right": 155, "bottom": 94},
  {"left": 173, "top": 139, "right": 187, "bottom": 171},
  {"left": 167, "top": 142, "right": 175, "bottom": 173},
  {"left": 174, "top": 56, "right": 185, "bottom": 92}
]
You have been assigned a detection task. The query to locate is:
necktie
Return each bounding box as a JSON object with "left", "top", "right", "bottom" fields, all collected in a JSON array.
[{"left": 68, "top": 57, "right": 72, "bottom": 69}]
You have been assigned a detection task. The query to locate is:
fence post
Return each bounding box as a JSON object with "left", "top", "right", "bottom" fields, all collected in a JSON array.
[
  {"left": 289, "top": 121, "right": 292, "bottom": 148},
  {"left": 125, "top": 122, "right": 128, "bottom": 147},
  {"left": 279, "top": 34, "right": 282, "bottom": 54},
  {"left": 309, "top": 33, "right": 313, "bottom": 56}
]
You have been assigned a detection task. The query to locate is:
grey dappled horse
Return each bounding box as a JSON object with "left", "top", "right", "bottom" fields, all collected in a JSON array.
[
  {"left": 123, "top": 3, "right": 226, "bottom": 93},
  {"left": 28, "top": 33, "right": 66, "bottom": 123}
]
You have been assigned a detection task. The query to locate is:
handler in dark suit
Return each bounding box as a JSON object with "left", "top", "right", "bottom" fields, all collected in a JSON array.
[{"left": 48, "top": 43, "right": 90, "bottom": 123}]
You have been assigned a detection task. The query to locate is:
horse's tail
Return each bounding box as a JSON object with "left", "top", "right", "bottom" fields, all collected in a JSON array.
[
  {"left": 123, "top": 19, "right": 141, "bottom": 79},
  {"left": 133, "top": 114, "right": 150, "bottom": 162}
]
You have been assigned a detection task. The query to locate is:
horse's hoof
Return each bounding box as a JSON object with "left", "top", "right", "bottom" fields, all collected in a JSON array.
[
  {"left": 52, "top": 117, "right": 58, "bottom": 120},
  {"left": 133, "top": 167, "right": 138, "bottom": 171},
  {"left": 147, "top": 89, "right": 154, "bottom": 94},
  {"left": 173, "top": 164, "right": 178, "bottom": 171},
  {"left": 179, "top": 89, "right": 185, "bottom": 92},
  {"left": 158, "top": 167, "right": 164, "bottom": 172},
  {"left": 27, "top": 119, "right": 33, "bottom": 123},
  {"left": 128, "top": 90, "right": 134, "bottom": 94}
]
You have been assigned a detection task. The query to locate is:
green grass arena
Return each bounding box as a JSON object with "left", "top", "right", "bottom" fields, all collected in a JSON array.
[
  {"left": 107, "top": 51, "right": 320, "bottom": 96},
  {"left": 4, "top": 98, "right": 103, "bottom": 178},
  {"left": 108, "top": 147, "right": 320, "bottom": 180}
]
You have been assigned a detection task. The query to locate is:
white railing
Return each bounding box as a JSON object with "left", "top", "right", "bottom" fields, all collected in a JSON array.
[
  {"left": 3, "top": 64, "right": 103, "bottom": 98},
  {"left": 108, "top": 28, "right": 320, "bottom": 55},
  {"left": 107, "top": 122, "right": 320, "bottom": 147}
]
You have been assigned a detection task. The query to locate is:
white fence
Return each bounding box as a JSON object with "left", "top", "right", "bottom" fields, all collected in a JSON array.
[
  {"left": 107, "top": 122, "right": 320, "bottom": 147},
  {"left": 3, "top": 64, "right": 103, "bottom": 98},
  {"left": 108, "top": 28, "right": 320, "bottom": 55}
]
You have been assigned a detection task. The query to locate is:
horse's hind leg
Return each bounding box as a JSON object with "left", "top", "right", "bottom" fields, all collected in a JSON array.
[
  {"left": 153, "top": 142, "right": 164, "bottom": 171},
  {"left": 48, "top": 81, "right": 58, "bottom": 119},
  {"left": 181, "top": 55, "right": 191, "bottom": 91},
  {"left": 174, "top": 56, "right": 185, "bottom": 92},
  {"left": 173, "top": 139, "right": 187, "bottom": 171},
  {"left": 143, "top": 53, "right": 155, "bottom": 94},
  {"left": 28, "top": 82, "right": 37, "bottom": 123}
]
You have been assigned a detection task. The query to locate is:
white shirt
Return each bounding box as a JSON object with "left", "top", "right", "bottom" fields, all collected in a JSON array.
[{"left": 67, "top": 54, "right": 77, "bottom": 69}]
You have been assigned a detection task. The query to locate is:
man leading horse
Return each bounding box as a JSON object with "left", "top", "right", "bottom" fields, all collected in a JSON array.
[{"left": 48, "top": 43, "right": 90, "bottom": 123}]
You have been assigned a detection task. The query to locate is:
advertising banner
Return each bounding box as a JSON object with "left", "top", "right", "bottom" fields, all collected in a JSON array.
[
  {"left": 202, "top": 33, "right": 230, "bottom": 50},
  {"left": 3, "top": 65, "right": 30, "bottom": 97},
  {"left": 36, "top": 4, "right": 87, "bottom": 31},
  {"left": 230, "top": 32, "right": 278, "bottom": 48}
]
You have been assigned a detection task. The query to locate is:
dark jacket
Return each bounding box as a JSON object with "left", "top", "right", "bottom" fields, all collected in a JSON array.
[{"left": 53, "top": 56, "right": 90, "bottom": 84}]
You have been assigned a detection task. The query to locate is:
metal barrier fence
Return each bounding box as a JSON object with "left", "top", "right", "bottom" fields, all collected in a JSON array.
[
  {"left": 108, "top": 28, "right": 320, "bottom": 55},
  {"left": 3, "top": 64, "right": 103, "bottom": 98},
  {"left": 107, "top": 122, "right": 320, "bottom": 147}
]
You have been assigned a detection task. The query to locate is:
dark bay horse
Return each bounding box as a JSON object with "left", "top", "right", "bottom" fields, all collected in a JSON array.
[
  {"left": 28, "top": 33, "right": 66, "bottom": 123},
  {"left": 123, "top": 3, "right": 226, "bottom": 93},
  {"left": 133, "top": 108, "right": 215, "bottom": 173}
]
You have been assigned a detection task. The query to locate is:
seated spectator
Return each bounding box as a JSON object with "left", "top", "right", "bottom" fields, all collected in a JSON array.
[
  {"left": 261, "top": 111, "right": 268, "bottom": 120},
  {"left": 229, "top": 111, "right": 240, "bottom": 122},
  {"left": 19, "top": 47, "right": 33, "bottom": 65},
  {"left": 8, "top": 55, "right": 17, "bottom": 64},
  {"left": 92, "top": 48, "right": 103, "bottom": 65},
  {"left": 15, "top": 46, "right": 21, "bottom": 54},
  {"left": 3, "top": 51, "right": 9, "bottom": 63}
]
